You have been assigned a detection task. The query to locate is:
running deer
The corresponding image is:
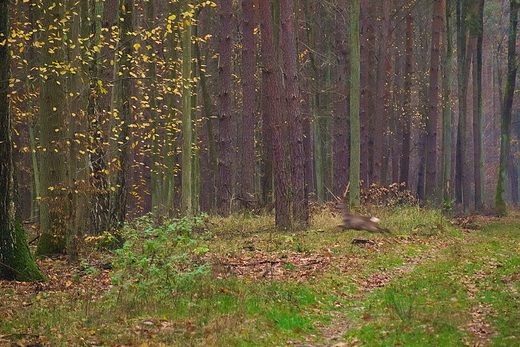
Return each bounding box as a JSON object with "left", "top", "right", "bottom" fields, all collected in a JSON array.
[{"left": 337, "top": 184, "right": 391, "bottom": 234}]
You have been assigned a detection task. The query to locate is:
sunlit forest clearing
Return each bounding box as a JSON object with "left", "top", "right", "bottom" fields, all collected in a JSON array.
[{"left": 2, "top": 0, "right": 520, "bottom": 345}]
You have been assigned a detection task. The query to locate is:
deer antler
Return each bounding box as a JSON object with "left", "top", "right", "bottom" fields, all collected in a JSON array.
[{"left": 342, "top": 182, "right": 350, "bottom": 199}]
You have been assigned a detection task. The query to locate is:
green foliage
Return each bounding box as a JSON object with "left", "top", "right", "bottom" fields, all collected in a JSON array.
[
  {"left": 109, "top": 215, "right": 209, "bottom": 303},
  {"left": 386, "top": 205, "right": 462, "bottom": 237},
  {"left": 384, "top": 289, "right": 415, "bottom": 321},
  {"left": 3, "top": 210, "right": 520, "bottom": 346}
]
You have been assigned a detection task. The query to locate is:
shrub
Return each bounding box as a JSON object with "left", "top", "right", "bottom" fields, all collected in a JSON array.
[{"left": 109, "top": 215, "right": 209, "bottom": 303}]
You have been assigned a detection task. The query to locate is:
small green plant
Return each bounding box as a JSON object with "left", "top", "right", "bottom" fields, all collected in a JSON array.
[
  {"left": 109, "top": 215, "right": 209, "bottom": 304},
  {"left": 385, "top": 289, "right": 415, "bottom": 322}
]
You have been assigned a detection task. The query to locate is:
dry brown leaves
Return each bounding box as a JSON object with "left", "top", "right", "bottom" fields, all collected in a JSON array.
[
  {"left": 205, "top": 249, "right": 332, "bottom": 281},
  {"left": 0, "top": 255, "right": 113, "bottom": 313}
]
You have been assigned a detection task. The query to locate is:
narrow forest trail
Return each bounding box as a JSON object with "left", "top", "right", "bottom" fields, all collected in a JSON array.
[{"left": 283, "top": 225, "right": 514, "bottom": 347}]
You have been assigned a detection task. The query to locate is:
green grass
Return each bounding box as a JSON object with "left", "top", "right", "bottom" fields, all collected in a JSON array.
[{"left": 1, "top": 206, "right": 519, "bottom": 346}]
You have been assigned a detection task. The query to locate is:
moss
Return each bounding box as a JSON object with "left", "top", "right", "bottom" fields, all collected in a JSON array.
[
  {"left": 35, "top": 232, "right": 67, "bottom": 258},
  {"left": 0, "top": 221, "right": 46, "bottom": 282}
]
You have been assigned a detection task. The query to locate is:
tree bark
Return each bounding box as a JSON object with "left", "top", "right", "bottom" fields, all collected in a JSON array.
[
  {"left": 181, "top": 8, "right": 194, "bottom": 217},
  {"left": 400, "top": 13, "right": 413, "bottom": 188},
  {"left": 332, "top": 1, "right": 349, "bottom": 198},
  {"left": 441, "top": 3, "right": 453, "bottom": 209},
  {"left": 281, "top": 0, "right": 308, "bottom": 227},
  {"left": 239, "top": 0, "right": 257, "bottom": 210},
  {"left": 260, "top": 0, "right": 290, "bottom": 227},
  {"left": 0, "top": 0, "right": 45, "bottom": 281},
  {"left": 425, "top": 0, "right": 444, "bottom": 202},
  {"left": 472, "top": 0, "right": 485, "bottom": 211},
  {"left": 455, "top": 0, "right": 472, "bottom": 210},
  {"left": 36, "top": 0, "right": 69, "bottom": 256},
  {"left": 218, "top": 0, "right": 233, "bottom": 216},
  {"left": 495, "top": 0, "right": 520, "bottom": 215},
  {"left": 108, "top": 0, "right": 134, "bottom": 233},
  {"left": 349, "top": 0, "right": 361, "bottom": 207}
]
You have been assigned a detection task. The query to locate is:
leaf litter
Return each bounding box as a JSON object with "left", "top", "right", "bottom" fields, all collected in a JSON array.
[{"left": 1, "top": 215, "right": 518, "bottom": 346}]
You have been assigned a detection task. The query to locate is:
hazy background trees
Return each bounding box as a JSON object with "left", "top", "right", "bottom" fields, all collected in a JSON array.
[{"left": 4, "top": 0, "right": 520, "bottom": 256}]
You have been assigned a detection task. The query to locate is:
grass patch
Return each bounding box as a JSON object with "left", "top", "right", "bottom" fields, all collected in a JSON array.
[{"left": 1, "top": 206, "right": 519, "bottom": 346}]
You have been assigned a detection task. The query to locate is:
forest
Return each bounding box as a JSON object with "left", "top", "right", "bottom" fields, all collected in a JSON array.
[
  {"left": 2, "top": 0, "right": 520, "bottom": 345},
  {"left": 2, "top": 0, "right": 520, "bottom": 264},
  {"left": 1, "top": 0, "right": 520, "bottom": 266}
]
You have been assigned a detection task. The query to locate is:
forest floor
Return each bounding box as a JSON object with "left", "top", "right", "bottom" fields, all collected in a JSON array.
[{"left": 1, "top": 206, "right": 519, "bottom": 346}]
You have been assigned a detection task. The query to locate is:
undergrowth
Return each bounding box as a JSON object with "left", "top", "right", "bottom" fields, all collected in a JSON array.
[{"left": 0, "top": 205, "right": 519, "bottom": 346}]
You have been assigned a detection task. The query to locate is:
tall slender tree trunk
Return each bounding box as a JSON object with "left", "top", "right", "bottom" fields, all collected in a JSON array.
[
  {"left": 280, "top": 0, "right": 308, "bottom": 227},
  {"left": 194, "top": 7, "right": 217, "bottom": 212},
  {"left": 25, "top": 2, "right": 40, "bottom": 224},
  {"left": 425, "top": 0, "right": 444, "bottom": 203},
  {"left": 218, "top": 0, "right": 233, "bottom": 216},
  {"left": 181, "top": 9, "right": 194, "bottom": 217},
  {"left": 495, "top": 0, "right": 520, "bottom": 216},
  {"left": 0, "top": 0, "right": 45, "bottom": 281},
  {"left": 400, "top": 13, "right": 413, "bottom": 188},
  {"left": 109, "top": 0, "right": 134, "bottom": 232},
  {"left": 360, "top": 0, "right": 375, "bottom": 187},
  {"left": 67, "top": 0, "right": 89, "bottom": 262},
  {"left": 86, "top": 0, "right": 109, "bottom": 235},
  {"left": 147, "top": 0, "right": 163, "bottom": 216},
  {"left": 36, "top": 0, "right": 69, "bottom": 256},
  {"left": 260, "top": 0, "right": 290, "bottom": 227},
  {"left": 165, "top": 1, "right": 181, "bottom": 217},
  {"left": 441, "top": 3, "right": 453, "bottom": 209},
  {"left": 372, "top": 2, "right": 389, "bottom": 186},
  {"left": 376, "top": 0, "right": 392, "bottom": 186},
  {"left": 455, "top": 0, "right": 471, "bottom": 210},
  {"left": 349, "top": 0, "right": 361, "bottom": 207},
  {"left": 472, "top": 0, "right": 485, "bottom": 211},
  {"left": 239, "top": 0, "right": 257, "bottom": 210},
  {"left": 332, "top": 1, "right": 349, "bottom": 197}
]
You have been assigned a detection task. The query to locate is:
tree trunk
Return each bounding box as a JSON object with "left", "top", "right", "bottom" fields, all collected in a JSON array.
[
  {"left": 239, "top": 0, "right": 257, "bottom": 210},
  {"left": 455, "top": 0, "right": 472, "bottom": 210},
  {"left": 400, "top": 13, "right": 413, "bottom": 188},
  {"left": 441, "top": 3, "right": 454, "bottom": 209},
  {"left": 218, "top": 0, "right": 233, "bottom": 216},
  {"left": 181, "top": 9, "right": 194, "bottom": 217},
  {"left": 164, "top": 1, "right": 181, "bottom": 217},
  {"left": 260, "top": 0, "right": 290, "bottom": 227},
  {"left": 332, "top": 1, "right": 349, "bottom": 198},
  {"left": 108, "top": 0, "right": 134, "bottom": 233},
  {"left": 425, "top": 0, "right": 444, "bottom": 203},
  {"left": 495, "top": 0, "right": 520, "bottom": 216},
  {"left": 194, "top": 7, "right": 217, "bottom": 212},
  {"left": 281, "top": 0, "right": 308, "bottom": 227},
  {"left": 86, "top": 0, "right": 110, "bottom": 235},
  {"left": 66, "top": 0, "right": 90, "bottom": 262},
  {"left": 36, "top": 0, "right": 69, "bottom": 256},
  {"left": 0, "top": 0, "right": 45, "bottom": 281},
  {"left": 376, "top": 0, "right": 392, "bottom": 186},
  {"left": 147, "top": 0, "right": 164, "bottom": 216},
  {"left": 472, "top": 0, "right": 485, "bottom": 211},
  {"left": 349, "top": 0, "right": 361, "bottom": 207}
]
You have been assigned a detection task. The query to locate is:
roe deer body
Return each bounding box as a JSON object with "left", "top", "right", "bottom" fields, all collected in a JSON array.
[{"left": 336, "top": 184, "right": 391, "bottom": 234}]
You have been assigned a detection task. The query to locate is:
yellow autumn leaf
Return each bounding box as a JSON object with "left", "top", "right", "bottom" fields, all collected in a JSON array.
[{"left": 97, "top": 80, "right": 108, "bottom": 94}]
